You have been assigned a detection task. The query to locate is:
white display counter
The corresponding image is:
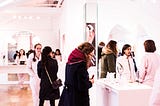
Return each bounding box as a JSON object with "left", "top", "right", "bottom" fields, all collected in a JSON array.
[
  {"left": 0, "top": 65, "right": 29, "bottom": 84},
  {"left": 96, "top": 78, "right": 152, "bottom": 106}
]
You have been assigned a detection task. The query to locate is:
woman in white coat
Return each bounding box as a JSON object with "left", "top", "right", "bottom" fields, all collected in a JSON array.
[
  {"left": 116, "top": 44, "right": 137, "bottom": 83},
  {"left": 26, "top": 43, "right": 42, "bottom": 106}
]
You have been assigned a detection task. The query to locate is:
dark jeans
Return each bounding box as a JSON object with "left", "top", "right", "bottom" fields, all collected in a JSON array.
[{"left": 39, "top": 99, "right": 55, "bottom": 106}]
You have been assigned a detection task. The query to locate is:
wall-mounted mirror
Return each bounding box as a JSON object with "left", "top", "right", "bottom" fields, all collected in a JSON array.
[
  {"left": 8, "top": 43, "right": 17, "bottom": 63},
  {"left": 84, "top": 1, "right": 98, "bottom": 78},
  {"left": 8, "top": 31, "right": 37, "bottom": 63}
]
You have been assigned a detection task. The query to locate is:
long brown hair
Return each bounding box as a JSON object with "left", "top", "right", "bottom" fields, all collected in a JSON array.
[
  {"left": 78, "top": 42, "right": 95, "bottom": 68},
  {"left": 106, "top": 40, "right": 117, "bottom": 55}
]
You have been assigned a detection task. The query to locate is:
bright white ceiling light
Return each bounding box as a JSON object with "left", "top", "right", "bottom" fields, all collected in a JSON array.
[{"left": 0, "top": 0, "right": 14, "bottom": 7}]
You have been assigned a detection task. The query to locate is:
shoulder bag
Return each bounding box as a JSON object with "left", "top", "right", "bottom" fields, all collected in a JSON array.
[{"left": 45, "top": 66, "right": 62, "bottom": 89}]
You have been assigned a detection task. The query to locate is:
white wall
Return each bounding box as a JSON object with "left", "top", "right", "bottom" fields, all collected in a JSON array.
[
  {"left": 59, "top": 0, "right": 87, "bottom": 61},
  {"left": 98, "top": 0, "right": 160, "bottom": 42},
  {"left": 0, "top": 9, "right": 62, "bottom": 65},
  {"left": 0, "top": 13, "right": 61, "bottom": 48},
  {"left": 98, "top": 0, "right": 160, "bottom": 64},
  {"left": 0, "top": 0, "right": 97, "bottom": 64},
  {"left": 2, "top": 0, "right": 160, "bottom": 65},
  {"left": 59, "top": 0, "right": 99, "bottom": 62}
]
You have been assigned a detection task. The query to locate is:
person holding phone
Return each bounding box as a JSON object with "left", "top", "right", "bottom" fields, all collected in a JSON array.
[{"left": 58, "top": 42, "right": 95, "bottom": 106}]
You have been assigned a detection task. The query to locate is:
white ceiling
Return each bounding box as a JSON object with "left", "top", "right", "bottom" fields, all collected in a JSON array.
[
  {"left": 0, "top": 0, "right": 64, "bottom": 24},
  {"left": 0, "top": 0, "right": 64, "bottom": 14},
  {"left": 13, "top": 0, "right": 64, "bottom": 8}
]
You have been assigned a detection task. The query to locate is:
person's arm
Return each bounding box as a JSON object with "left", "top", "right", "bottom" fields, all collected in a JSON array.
[
  {"left": 15, "top": 56, "right": 19, "bottom": 64},
  {"left": 116, "top": 57, "right": 123, "bottom": 78},
  {"left": 100, "top": 55, "right": 108, "bottom": 78},
  {"left": 49, "top": 59, "right": 58, "bottom": 81},
  {"left": 77, "top": 62, "right": 92, "bottom": 91},
  {"left": 26, "top": 53, "right": 35, "bottom": 77},
  {"left": 138, "top": 56, "right": 148, "bottom": 83},
  {"left": 37, "top": 61, "right": 42, "bottom": 78},
  {"left": 107, "top": 54, "right": 116, "bottom": 73},
  {"left": 24, "top": 55, "right": 27, "bottom": 64}
]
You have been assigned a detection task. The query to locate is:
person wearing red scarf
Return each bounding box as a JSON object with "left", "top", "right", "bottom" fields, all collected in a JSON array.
[{"left": 58, "top": 42, "right": 95, "bottom": 106}]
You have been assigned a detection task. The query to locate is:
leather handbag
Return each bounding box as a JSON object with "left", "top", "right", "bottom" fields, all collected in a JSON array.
[{"left": 45, "top": 66, "right": 62, "bottom": 89}]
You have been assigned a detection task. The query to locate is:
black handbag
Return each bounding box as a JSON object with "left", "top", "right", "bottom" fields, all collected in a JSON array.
[
  {"left": 45, "top": 66, "right": 62, "bottom": 89},
  {"left": 52, "top": 79, "right": 63, "bottom": 89}
]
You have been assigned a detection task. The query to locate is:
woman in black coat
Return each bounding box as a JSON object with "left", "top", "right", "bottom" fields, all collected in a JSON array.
[
  {"left": 37, "top": 46, "right": 59, "bottom": 106},
  {"left": 58, "top": 42, "right": 95, "bottom": 106}
]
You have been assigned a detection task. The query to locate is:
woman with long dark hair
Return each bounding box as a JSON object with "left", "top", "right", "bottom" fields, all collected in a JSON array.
[
  {"left": 116, "top": 44, "right": 137, "bottom": 82},
  {"left": 37, "top": 46, "right": 59, "bottom": 106}
]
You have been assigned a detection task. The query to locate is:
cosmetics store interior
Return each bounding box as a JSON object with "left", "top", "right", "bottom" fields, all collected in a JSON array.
[{"left": 0, "top": 0, "right": 160, "bottom": 106}]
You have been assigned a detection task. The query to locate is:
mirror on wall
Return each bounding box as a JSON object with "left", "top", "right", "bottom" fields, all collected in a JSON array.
[
  {"left": 8, "top": 43, "right": 17, "bottom": 63},
  {"left": 84, "top": 1, "right": 98, "bottom": 78},
  {"left": 7, "top": 31, "right": 34, "bottom": 63}
]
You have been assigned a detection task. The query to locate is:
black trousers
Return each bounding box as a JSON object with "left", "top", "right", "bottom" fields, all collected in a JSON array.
[{"left": 39, "top": 99, "right": 55, "bottom": 106}]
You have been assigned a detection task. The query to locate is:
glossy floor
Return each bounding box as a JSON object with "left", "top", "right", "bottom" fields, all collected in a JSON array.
[
  {"left": 0, "top": 66, "right": 97, "bottom": 106},
  {"left": 0, "top": 84, "right": 59, "bottom": 106},
  {"left": 0, "top": 84, "right": 96, "bottom": 106},
  {"left": 0, "top": 84, "right": 33, "bottom": 106}
]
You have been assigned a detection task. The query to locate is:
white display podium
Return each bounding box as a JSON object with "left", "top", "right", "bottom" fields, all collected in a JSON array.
[{"left": 96, "top": 78, "right": 152, "bottom": 106}]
